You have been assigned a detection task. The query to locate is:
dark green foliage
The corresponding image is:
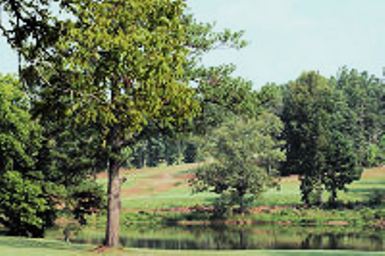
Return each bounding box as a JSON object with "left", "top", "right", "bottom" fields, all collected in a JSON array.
[
  {"left": 0, "top": 171, "right": 48, "bottom": 237},
  {"left": 35, "top": 121, "right": 105, "bottom": 186},
  {"left": 0, "top": 74, "right": 61, "bottom": 236},
  {"left": 283, "top": 71, "right": 362, "bottom": 205},
  {"left": 332, "top": 68, "right": 385, "bottom": 167},
  {"left": 67, "top": 181, "right": 106, "bottom": 226},
  {"left": 146, "top": 137, "right": 167, "bottom": 167},
  {"left": 184, "top": 141, "right": 198, "bottom": 163},
  {"left": 193, "top": 113, "right": 285, "bottom": 214},
  {"left": 0, "top": 0, "right": 62, "bottom": 64},
  {"left": 368, "top": 189, "right": 385, "bottom": 206}
]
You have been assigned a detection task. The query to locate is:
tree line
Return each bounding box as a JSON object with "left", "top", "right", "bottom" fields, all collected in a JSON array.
[{"left": 0, "top": 0, "right": 384, "bottom": 248}]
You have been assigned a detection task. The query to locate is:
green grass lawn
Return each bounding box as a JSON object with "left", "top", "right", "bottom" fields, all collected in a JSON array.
[{"left": 0, "top": 236, "right": 384, "bottom": 256}]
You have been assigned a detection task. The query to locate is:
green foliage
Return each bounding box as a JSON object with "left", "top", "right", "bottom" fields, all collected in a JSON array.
[
  {"left": 366, "top": 135, "right": 385, "bottom": 167},
  {"left": 368, "top": 189, "right": 385, "bottom": 207},
  {"left": 194, "top": 65, "right": 259, "bottom": 132},
  {"left": 193, "top": 113, "right": 285, "bottom": 214},
  {"left": 283, "top": 71, "right": 362, "bottom": 205},
  {"left": 0, "top": 74, "right": 40, "bottom": 172},
  {"left": 50, "top": 0, "right": 200, "bottom": 138},
  {"left": 0, "top": 0, "right": 61, "bottom": 63},
  {"left": 332, "top": 68, "right": 385, "bottom": 167},
  {"left": 67, "top": 181, "right": 106, "bottom": 226},
  {"left": 0, "top": 74, "right": 61, "bottom": 236},
  {"left": 184, "top": 141, "right": 198, "bottom": 163},
  {"left": 0, "top": 171, "right": 49, "bottom": 237},
  {"left": 256, "top": 83, "right": 284, "bottom": 115},
  {"left": 28, "top": 0, "right": 202, "bottom": 245}
]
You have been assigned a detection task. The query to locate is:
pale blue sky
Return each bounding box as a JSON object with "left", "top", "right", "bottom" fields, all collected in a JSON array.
[{"left": 1, "top": 0, "right": 385, "bottom": 88}]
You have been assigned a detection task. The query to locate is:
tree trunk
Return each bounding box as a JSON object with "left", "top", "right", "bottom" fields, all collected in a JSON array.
[
  {"left": 104, "top": 81, "right": 121, "bottom": 247},
  {"left": 329, "top": 188, "right": 337, "bottom": 206},
  {"left": 104, "top": 157, "right": 121, "bottom": 247},
  {"left": 238, "top": 189, "right": 246, "bottom": 214}
]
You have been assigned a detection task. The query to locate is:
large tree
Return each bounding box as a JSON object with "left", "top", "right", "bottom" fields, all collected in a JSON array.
[
  {"left": 283, "top": 71, "right": 362, "bottom": 205},
  {"left": 1, "top": 0, "right": 250, "bottom": 244},
  {"left": 28, "top": 0, "right": 199, "bottom": 247}
]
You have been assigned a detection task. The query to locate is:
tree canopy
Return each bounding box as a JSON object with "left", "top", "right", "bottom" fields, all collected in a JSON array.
[
  {"left": 193, "top": 112, "right": 285, "bottom": 214},
  {"left": 283, "top": 71, "right": 362, "bottom": 205}
]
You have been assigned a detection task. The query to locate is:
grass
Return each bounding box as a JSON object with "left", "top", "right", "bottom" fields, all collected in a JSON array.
[
  {"left": 98, "top": 163, "right": 385, "bottom": 210},
  {"left": 0, "top": 236, "right": 384, "bottom": 256}
]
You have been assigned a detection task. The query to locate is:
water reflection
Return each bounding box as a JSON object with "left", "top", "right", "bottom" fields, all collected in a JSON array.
[{"left": 71, "top": 225, "right": 385, "bottom": 251}]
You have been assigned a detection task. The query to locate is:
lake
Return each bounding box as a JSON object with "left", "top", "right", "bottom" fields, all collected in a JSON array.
[{"left": 58, "top": 224, "right": 385, "bottom": 251}]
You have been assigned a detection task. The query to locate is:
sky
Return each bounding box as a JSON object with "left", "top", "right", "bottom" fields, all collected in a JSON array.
[{"left": 1, "top": 0, "right": 385, "bottom": 88}]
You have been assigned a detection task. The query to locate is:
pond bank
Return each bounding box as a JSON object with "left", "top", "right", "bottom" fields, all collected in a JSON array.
[{"left": 120, "top": 205, "right": 385, "bottom": 229}]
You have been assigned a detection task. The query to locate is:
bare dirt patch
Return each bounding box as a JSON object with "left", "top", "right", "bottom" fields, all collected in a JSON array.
[{"left": 362, "top": 166, "right": 385, "bottom": 179}]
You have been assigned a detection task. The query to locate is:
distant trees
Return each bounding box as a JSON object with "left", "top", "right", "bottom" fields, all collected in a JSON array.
[
  {"left": 282, "top": 72, "right": 362, "bottom": 205},
  {"left": 332, "top": 68, "right": 385, "bottom": 167},
  {"left": 193, "top": 113, "right": 285, "bottom": 214}
]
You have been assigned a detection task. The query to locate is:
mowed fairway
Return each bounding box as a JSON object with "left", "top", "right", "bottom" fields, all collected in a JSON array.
[{"left": 96, "top": 164, "right": 385, "bottom": 210}]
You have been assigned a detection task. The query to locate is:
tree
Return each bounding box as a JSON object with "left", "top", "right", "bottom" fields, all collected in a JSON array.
[
  {"left": 0, "top": 0, "right": 63, "bottom": 76},
  {"left": 322, "top": 89, "right": 363, "bottom": 204},
  {"left": 0, "top": 74, "right": 60, "bottom": 236},
  {"left": 256, "top": 82, "right": 284, "bottom": 116},
  {"left": 2, "top": 0, "right": 250, "bottom": 244},
  {"left": 332, "top": 68, "right": 385, "bottom": 166},
  {"left": 193, "top": 112, "right": 285, "bottom": 214},
  {"left": 283, "top": 71, "right": 362, "bottom": 205},
  {"left": 29, "top": 0, "right": 199, "bottom": 247}
]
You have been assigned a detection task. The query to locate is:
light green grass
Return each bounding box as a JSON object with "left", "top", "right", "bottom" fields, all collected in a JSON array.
[{"left": 0, "top": 236, "right": 384, "bottom": 256}]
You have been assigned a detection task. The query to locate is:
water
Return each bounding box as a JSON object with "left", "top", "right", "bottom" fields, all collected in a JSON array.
[{"left": 65, "top": 224, "right": 385, "bottom": 251}]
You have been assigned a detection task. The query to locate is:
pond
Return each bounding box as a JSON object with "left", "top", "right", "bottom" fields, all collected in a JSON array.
[{"left": 55, "top": 224, "right": 385, "bottom": 251}]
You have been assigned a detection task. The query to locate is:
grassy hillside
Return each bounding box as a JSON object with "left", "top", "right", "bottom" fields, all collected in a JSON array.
[{"left": 96, "top": 164, "right": 385, "bottom": 210}]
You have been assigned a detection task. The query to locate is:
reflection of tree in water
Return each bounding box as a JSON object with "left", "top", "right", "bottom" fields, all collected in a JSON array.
[
  {"left": 71, "top": 225, "right": 385, "bottom": 251},
  {"left": 301, "top": 232, "right": 384, "bottom": 251},
  {"left": 188, "top": 225, "right": 253, "bottom": 249},
  {"left": 368, "top": 233, "right": 384, "bottom": 251}
]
